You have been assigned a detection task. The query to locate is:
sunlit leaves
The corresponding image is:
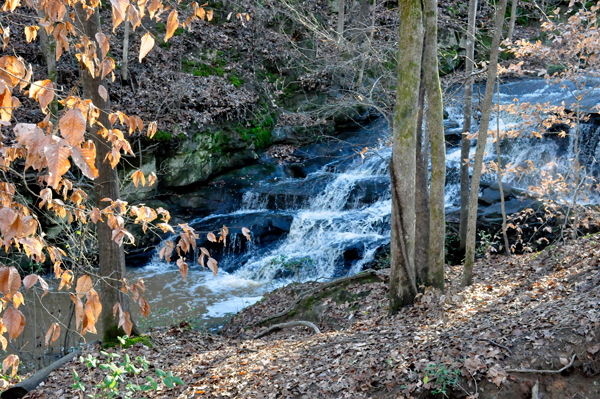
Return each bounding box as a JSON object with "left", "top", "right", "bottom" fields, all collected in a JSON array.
[
  {"left": 23, "top": 274, "right": 39, "bottom": 289},
  {"left": 139, "top": 297, "right": 150, "bottom": 318},
  {"left": 242, "top": 227, "right": 252, "bottom": 240},
  {"left": 139, "top": 32, "right": 155, "bottom": 63},
  {"left": 207, "top": 232, "right": 216, "bottom": 242},
  {"left": 72, "top": 140, "right": 99, "bottom": 180},
  {"left": 110, "top": 0, "right": 130, "bottom": 31},
  {"left": 76, "top": 275, "right": 93, "bottom": 298},
  {"left": 207, "top": 257, "right": 218, "bottom": 276},
  {"left": 131, "top": 170, "right": 146, "bottom": 188},
  {"left": 98, "top": 85, "right": 108, "bottom": 101},
  {"left": 28, "top": 80, "right": 55, "bottom": 114}
]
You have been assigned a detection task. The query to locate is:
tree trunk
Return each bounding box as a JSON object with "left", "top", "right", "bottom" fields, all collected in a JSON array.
[
  {"left": 495, "top": 80, "right": 510, "bottom": 255},
  {"left": 462, "top": 0, "right": 508, "bottom": 286},
  {"left": 122, "top": 15, "right": 130, "bottom": 82},
  {"left": 337, "top": 0, "right": 345, "bottom": 41},
  {"left": 414, "top": 79, "right": 429, "bottom": 287},
  {"left": 38, "top": 11, "right": 57, "bottom": 116},
  {"left": 423, "top": 0, "right": 445, "bottom": 289},
  {"left": 75, "top": 5, "right": 131, "bottom": 338},
  {"left": 508, "top": 0, "right": 518, "bottom": 40},
  {"left": 389, "top": 0, "right": 423, "bottom": 312},
  {"left": 459, "top": 0, "right": 478, "bottom": 256}
]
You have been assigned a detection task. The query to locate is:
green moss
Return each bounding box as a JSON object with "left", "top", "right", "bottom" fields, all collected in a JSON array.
[
  {"left": 228, "top": 72, "right": 244, "bottom": 87},
  {"left": 156, "top": 23, "right": 166, "bottom": 33},
  {"left": 183, "top": 53, "right": 226, "bottom": 77},
  {"left": 102, "top": 335, "right": 154, "bottom": 349},
  {"left": 547, "top": 64, "right": 567, "bottom": 76},
  {"left": 233, "top": 111, "right": 275, "bottom": 149}
]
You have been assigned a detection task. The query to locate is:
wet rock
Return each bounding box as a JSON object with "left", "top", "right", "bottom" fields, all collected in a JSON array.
[
  {"left": 445, "top": 127, "right": 463, "bottom": 145},
  {"left": 346, "top": 176, "right": 391, "bottom": 209},
  {"left": 478, "top": 183, "right": 513, "bottom": 205}
]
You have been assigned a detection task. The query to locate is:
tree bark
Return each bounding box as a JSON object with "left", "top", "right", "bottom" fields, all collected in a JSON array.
[
  {"left": 414, "top": 79, "right": 429, "bottom": 287},
  {"left": 337, "top": 0, "right": 345, "bottom": 41},
  {"left": 462, "top": 0, "right": 508, "bottom": 286},
  {"left": 122, "top": 15, "right": 130, "bottom": 82},
  {"left": 459, "top": 0, "right": 478, "bottom": 256},
  {"left": 423, "top": 0, "right": 445, "bottom": 289},
  {"left": 74, "top": 5, "right": 131, "bottom": 338},
  {"left": 389, "top": 0, "right": 423, "bottom": 312},
  {"left": 508, "top": 0, "right": 518, "bottom": 40}
]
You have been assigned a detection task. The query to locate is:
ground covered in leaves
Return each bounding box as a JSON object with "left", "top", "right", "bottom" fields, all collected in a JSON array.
[{"left": 17, "top": 236, "right": 600, "bottom": 398}]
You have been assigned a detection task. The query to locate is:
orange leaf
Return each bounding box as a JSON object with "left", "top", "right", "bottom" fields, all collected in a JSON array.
[
  {"left": 95, "top": 32, "right": 110, "bottom": 60},
  {"left": 70, "top": 293, "right": 84, "bottom": 331},
  {"left": 207, "top": 232, "right": 216, "bottom": 242},
  {"left": 98, "top": 85, "right": 108, "bottom": 101},
  {"left": 24, "top": 26, "right": 39, "bottom": 43},
  {"left": 72, "top": 141, "right": 99, "bottom": 180},
  {"left": 59, "top": 108, "right": 86, "bottom": 146},
  {"left": 207, "top": 9, "right": 213, "bottom": 21},
  {"left": 3, "top": 307, "right": 25, "bottom": 341},
  {"left": 165, "top": 10, "right": 179, "bottom": 41},
  {"left": 76, "top": 275, "right": 92, "bottom": 298},
  {"left": 45, "top": 323, "right": 60, "bottom": 346},
  {"left": 139, "top": 32, "right": 155, "bottom": 63},
  {"left": 23, "top": 274, "right": 38, "bottom": 289},
  {"left": 139, "top": 297, "right": 150, "bottom": 318},
  {"left": 131, "top": 169, "right": 146, "bottom": 188},
  {"left": 44, "top": 139, "right": 71, "bottom": 189}
]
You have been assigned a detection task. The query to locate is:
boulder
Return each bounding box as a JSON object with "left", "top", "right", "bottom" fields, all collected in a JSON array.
[{"left": 478, "top": 182, "right": 513, "bottom": 205}]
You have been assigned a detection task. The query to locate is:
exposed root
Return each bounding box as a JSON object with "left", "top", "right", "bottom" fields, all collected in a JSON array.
[{"left": 254, "top": 321, "right": 321, "bottom": 339}]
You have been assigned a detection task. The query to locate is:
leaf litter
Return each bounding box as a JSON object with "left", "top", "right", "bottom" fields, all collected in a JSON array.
[{"left": 17, "top": 235, "right": 600, "bottom": 398}]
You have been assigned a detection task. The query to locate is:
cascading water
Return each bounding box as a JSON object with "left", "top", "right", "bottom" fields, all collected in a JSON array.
[{"left": 127, "top": 78, "right": 600, "bottom": 326}]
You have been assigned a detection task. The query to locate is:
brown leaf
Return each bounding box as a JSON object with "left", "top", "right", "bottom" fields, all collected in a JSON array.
[
  {"left": 76, "top": 275, "right": 92, "bottom": 298},
  {"left": 3, "top": 307, "right": 25, "bottom": 341},
  {"left": 45, "top": 323, "right": 60, "bottom": 346},
  {"left": 177, "top": 257, "right": 188, "bottom": 281},
  {"left": 71, "top": 141, "right": 99, "bottom": 180},
  {"left": 207, "top": 232, "right": 216, "bottom": 242},
  {"left": 139, "top": 32, "right": 155, "bottom": 63},
  {"left": 139, "top": 297, "right": 150, "bottom": 318},
  {"left": 59, "top": 108, "right": 86, "bottom": 147},
  {"left": 165, "top": 10, "right": 179, "bottom": 41},
  {"left": 207, "top": 257, "right": 218, "bottom": 276},
  {"left": 95, "top": 32, "right": 110, "bottom": 60},
  {"left": 23, "top": 274, "right": 39, "bottom": 289},
  {"left": 70, "top": 293, "right": 84, "bottom": 331},
  {"left": 98, "top": 85, "right": 108, "bottom": 101},
  {"left": 2, "top": 354, "right": 18, "bottom": 377},
  {"left": 131, "top": 170, "right": 146, "bottom": 188},
  {"left": 242, "top": 227, "right": 251, "bottom": 240}
]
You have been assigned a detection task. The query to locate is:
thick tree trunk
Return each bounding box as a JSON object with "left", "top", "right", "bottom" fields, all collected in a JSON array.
[
  {"left": 122, "top": 16, "right": 130, "bottom": 82},
  {"left": 414, "top": 80, "right": 429, "bottom": 287},
  {"left": 389, "top": 0, "right": 423, "bottom": 312},
  {"left": 462, "top": 0, "right": 508, "bottom": 286},
  {"left": 337, "top": 0, "right": 345, "bottom": 40},
  {"left": 508, "top": 0, "right": 518, "bottom": 40},
  {"left": 459, "top": 0, "right": 478, "bottom": 256},
  {"left": 75, "top": 5, "right": 131, "bottom": 338},
  {"left": 423, "top": 0, "right": 445, "bottom": 289}
]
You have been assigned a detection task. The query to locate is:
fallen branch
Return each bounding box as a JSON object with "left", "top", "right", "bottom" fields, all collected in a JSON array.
[
  {"left": 1, "top": 341, "right": 100, "bottom": 399},
  {"left": 505, "top": 354, "right": 576, "bottom": 374},
  {"left": 254, "top": 321, "right": 321, "bottom": 339},
  {"left": 250, "top": 269, "right": 379, "bottom": 327}
]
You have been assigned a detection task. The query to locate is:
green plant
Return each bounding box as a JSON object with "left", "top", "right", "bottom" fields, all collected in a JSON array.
[
  {"left": 151, "top": 129, "right": 172, "bottom": 141},
  {"left": 476, "top": 230, "right": 496, "bottom": 256},
  {"left": 73, "top": 336, "right": 183, "bottom": 398},
  {"left": 423, "top": 363, "right": 460, "bottom": 397}
]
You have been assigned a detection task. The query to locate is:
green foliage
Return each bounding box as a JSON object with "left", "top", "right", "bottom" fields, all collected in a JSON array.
[
  {"left": 151, "top": 129, "right": 172, "bottom": 141},
  {"left": 182, "top": 55, "right": 226, "bottom": 77},
  {"left": 424, "top": 363, "right": 460, "bottom": 397},
  {"left": 476, "top": 230, "right": 496, "bottom": 256},
  {"left": 233, "top": 111, "right": 274, "bottom": 149},
  {"left": 74, "top": 337, "right": 184, "bottom": 398},
  {"left": 228, "top": 71, "right": 244, "bottom": 87}
]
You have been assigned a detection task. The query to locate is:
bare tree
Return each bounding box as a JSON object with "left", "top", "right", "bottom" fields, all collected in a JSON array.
[
  {"left": 423, "top": 0, "right": 445, "bottom": 289},
  {"left": 459, "top": 0, "right": 478, "bottom": 256},
  {"left": 463, "top": 0, "right": 509, "bottom": 286},
  {"left": 389, "top": 0, "right": 423, "bottom": 312},
  {"left": 508, "top": 0, "right": 518, "bottom": 40}
]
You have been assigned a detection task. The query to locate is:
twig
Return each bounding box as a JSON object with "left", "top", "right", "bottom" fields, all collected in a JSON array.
[
  {"left": 254, "top": 321, "right": 320, "bottom": 339},
  {"left": 505, "top": 354, "right": 576, "bottom": 373}
]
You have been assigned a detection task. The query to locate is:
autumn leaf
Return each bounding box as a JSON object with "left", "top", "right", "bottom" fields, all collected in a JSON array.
[
  {"left": 207, "top": 257, "right": 218, "bottom": 276},
  {"left": 2, "top": 354, "right": 18, "bottom": 377},
  {"left": 0, "top": 266, "right": 21, "bottom": 297},
  {"left": 165, "top": 10, "right": 179, "bottom": 41},
  {"left": 3, "top": 307, "right": 25, "bottom": 341},
  {"left": 131, "top": 169, "right": 146, "bottom": 188},
  {"left": 70, "top": 293, "right": 84, "bottom": 331},
  {"left": 95, "top": 32, "right": 110, "bottom": 60},
  {"left": 118, "top": 310, "right": 133, "bottom": 336},
  {"left": 242, "top": 227, "right": 252, "bottom": 240},
  {"left": 139, "top": 32, "right": 155, "bottom": 63},
  {"left": 59, "top": 108, "right": 86, "bottom": 146},
  {"left": 58, "top": 269, "right": 73, "bottom": 291},
  {"left": 23, "top": 274, "right": 39, "bottom": 289},
  {"left": 139, "top": 297, "right": 150, "bottom": 318},
  {"left": 12, "top": 292, "right": 24, "bottom": 308},
  {"left": 147, "top": 172, "right": 157, "bottom": 186},
  {"left": 45, "top": 323, "right": 60, "bottom": 346},
  {"left": 28, "top": 79, "right": 54, "bottom": 114},
  {"left": 207, "top": 232, "right": 216, "bottom": 242},
  {"left": 207, "top": 9, "right": 213, "bottom": 21},
  {"left": 110, "top": 0, "right": 130, "bottom": 30},
  {"left": 38, "top": 277, "right": 49, "bottom": 298},
  {"left": 76, "top": 275, "right": 92, "bottom": 298},
  {"left": 24, "top": 26, "right": 39, "bottom": 42},
  {"left": 44, "top": 139, "right": 71, "bottom": 189},
  {"left": 72, "top": 141, "right": 99, "bottom": 180},
  {"left": 177, "top": 257, "right": 188, "bottom": 281},
  {"left": 98, "top": 85, "right": 108, "bottom": 101}
]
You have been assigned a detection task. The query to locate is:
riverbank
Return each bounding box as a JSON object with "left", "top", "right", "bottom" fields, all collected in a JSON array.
[{"left": 15, "top": 235, "right": 600, "bottom": 399}]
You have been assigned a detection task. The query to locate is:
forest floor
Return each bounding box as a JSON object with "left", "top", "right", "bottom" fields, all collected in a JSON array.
[{"left": 14, "top": 235, "right": 600, "bottom": 398}]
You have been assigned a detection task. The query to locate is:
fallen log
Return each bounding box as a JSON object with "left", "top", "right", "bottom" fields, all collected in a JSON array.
[{"left": 1, "top": 341, "right": 100, "bottom": 399}]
